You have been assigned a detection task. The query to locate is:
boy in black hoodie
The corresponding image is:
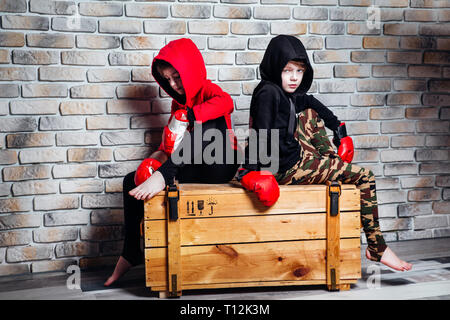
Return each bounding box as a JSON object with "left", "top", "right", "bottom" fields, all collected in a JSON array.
[{"left": 238, "top": 35, "right": 412, "bottom": 271}]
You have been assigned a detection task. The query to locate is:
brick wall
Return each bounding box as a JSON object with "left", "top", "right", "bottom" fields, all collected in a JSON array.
[{"left": 0, "top": 0, "right": 449, "bottom": 276}]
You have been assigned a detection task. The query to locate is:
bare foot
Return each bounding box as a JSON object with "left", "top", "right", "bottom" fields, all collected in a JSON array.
[
  {"left": 129, "top": 170, "right": 166, "bottom": 201},
  {"left": 366, "top": 247, "right": 412, "bottom": 271},
  {"left": 104, "top": 256, "right": 132, "bottom": 287}
]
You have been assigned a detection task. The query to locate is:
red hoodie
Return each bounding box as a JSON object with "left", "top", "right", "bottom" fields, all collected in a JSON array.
[{"left": 151, "top": 38, "right": 237, "bottom": 150}]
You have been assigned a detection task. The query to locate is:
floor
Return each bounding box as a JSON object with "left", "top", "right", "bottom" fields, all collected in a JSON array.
[{"left": 1, "top": 238, "right": 450, "bottom": 301}]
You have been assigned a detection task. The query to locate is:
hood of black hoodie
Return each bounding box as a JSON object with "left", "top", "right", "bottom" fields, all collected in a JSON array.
[{"left": 259, "top": 35, "right": 313, "bottom": 96}]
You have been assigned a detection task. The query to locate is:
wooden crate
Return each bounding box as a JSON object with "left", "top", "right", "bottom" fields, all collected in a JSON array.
[{"left": 144, "top": 181, "right": 361, "bottom": 297}]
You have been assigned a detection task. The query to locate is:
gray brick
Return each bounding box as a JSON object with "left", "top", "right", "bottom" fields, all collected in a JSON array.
[
  {"left": 44, "top": 210, "right": 90, "bottom": 226},
  {"left": 254, "top": 6, "right": 290, "bottom": 20},
  {"left": 34, "top": 195, "right": 79, "bottom": 211},
  {"left": 80, "top": 225, "right": 123, "bottom": 241},
  {"left": 116, "top": 85, "right": 158, "bottom": 99},
  {"left": 330, "top": 7, "right": 367, "bottom": 20},
  {"left": 109, "top": 52, "right": 151, "bottom": 66},
  {"left": 60, "top": 101, "right": 105, "bottom": 115},
  {"left": 82, "top": 194, "right": 123, "bottom": 209},
  {"left": 90, "top": 209, "right": 124, "bottom": 226},
  {"left": 398, "top": 202, "right": 432, "bottom": 217},
  {"left": 114, "top": 146, "right": 151, "bottom": 161},
  {"left": 39, "top": 116, "right": 84, "bottom": 131},
  {"left": 208, "top": 36, "right": 247, "bottom": 50},
  {"left": 0, "top": 0, "right": 27, "bottom": 13},
  {"left": 13, "top": 50, "right": 59, "bottom": 65},
  {"left": 125, "top": 3, "right": 168, "bottom": 18},
  {"left": 380, "top": 218, "right": 411, "bottom": 232},
  {"left": 7, "top": 244, "right": 53, "bottom": 262},
  {"left": 0, "top": 84, "right": 20, "bottom": 97},
  {"left": 1, "top": 15, "right": 49, "bottom": 31},
  {"left": 188, "top": 21, "right": 229, "bottom": 35},
  {"left": 61, "top": 51, "right": 106, "bottom": 66},
  {"left": 3, "top": 165, "right": 51, "bottom": 182},
  {"left": 384, "top": 163, "right": 418, "bottom": 176},
  {"left": 380, "top": 149, "right": 415, "bottom": 162},
  {"left": 144, "top": 20, "right": 186, "bottom": 34},
  {"left": 67, "top": 147, "right": 112, "bottom": 162},
  {"left": 319, "top": 79, "right": 355, "bottom": 93},
  {"left": 55, "top": 241, "right": 98, "bottom": 258},
  {"left": 76, "top": 35, "right": 120, "bottom": 49},
  {"left": 415, "top": 215, "right": 448, "bottom": 229},
  {"left": 33, "top": 227, "right": 78, "bottom": 243},
  {"left": 52, "top": 164, "right": 97, "bottom": 178},
  {"left": 231, "top": 21, "right": 269, "bottom": 35},
  {"left": 271, "top": 22, "right": 307, "bottom": 35},
  {"left": 0, "top": 149, "right": 17, "bottom": 165},
  {"left": 51, "top": 17, "right": 96, "bottom": 33},
  {"left": 398, "top": 230, "right": 432, "bottom": 241},
  {"left": 60, "top": 179, "right": 103, "bottom": 193},
  {"left": 293, "top": 7, "right": 328, "bottom": 20},
  {"left": 0, "top": 214, "right": 40, "bottom": 230},
  {"left": 10, "top": 99, "right": 59, "bottom": 115},
  {"left": 56, "top": 131, "right": 98, "bottom": 146},
  {"left": 40, "top": 66, "right": 86, "bottom": 82},
  {"left": 218, "top": 67, "right": 255, "bottom": 81},
  {"left": 87, "top": 68, "right": 129, "bottom": 83},
  {"left": 420, "top": 163, "right": 450, "bottom": 175},
  {"left": 377, "top": 190, "right": 407, "bottom": 204},
  {"left": 326, "top": 36, "right": 362, "bottom": 49},
  {"left": 27, "top": 33, "right": 74, "bottom": 48},
  {"left": 171, "top": 4, "right": 210, "bottom": 18},
  {"left": 213, "top": 5, "right": 251, "bottom": 19},
  {"left": 79, "top": 2, "right": 123, "bottom": 17},
  {"left": 12, "top": 180, "right": 58, "bottom": 196},
  {"left": 99, "top": 19, "right": 142, "bottom": 34},
  {"left": 0, "top": 230, "right": 31, "bottom": 247},
  {"left": 22, "top": 84, "right": 68, "bottom": 98},
  {"left": 98, "top": 161, "right": 141, "bottom": 178},
  {"left": 29, "top": 0, "right": 76, "bottom": 15},
  {"left": 370, "top": 107, "right": 404, "bottom": 120},
  {"left": 70, "top": 84, "right": 116, "bottom": 99},
  {"left": 0, "top": 67, "right": 35, "bottom": 81}
]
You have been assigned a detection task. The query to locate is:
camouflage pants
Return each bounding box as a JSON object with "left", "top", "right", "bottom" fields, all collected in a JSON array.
[{"left": 275, "top": 108, "right": 387, "bottom": 262}]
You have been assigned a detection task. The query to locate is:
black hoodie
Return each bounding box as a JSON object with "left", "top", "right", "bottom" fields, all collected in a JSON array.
[{"left": 243, "top": 35, "right": 341, "bottom": 174}]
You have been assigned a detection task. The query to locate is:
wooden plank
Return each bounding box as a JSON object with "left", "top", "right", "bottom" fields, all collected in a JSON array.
[
  {"left": 145, "top": 211, "right": 360, "bottom": 247},
  {"left": 144, "top": 184, "right": 360, "bottom": 220},
  {"left": 145, "top": 238, "right": 361, "bottom": 288},
  {"left": 150, "top": 279, "right": 358, "bottom": 292}
]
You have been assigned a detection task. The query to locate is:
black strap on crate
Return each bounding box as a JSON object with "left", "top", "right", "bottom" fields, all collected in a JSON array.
[
  {"left": 328, "top": 181, "right": 341, "bottom": 217},
  {"left": 167, "top": 183, "right": 179, "bottom": 221}
]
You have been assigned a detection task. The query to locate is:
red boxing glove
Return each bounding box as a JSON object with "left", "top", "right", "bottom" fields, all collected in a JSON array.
[
  {"left": 161, "top": 109, "right": 189, "bottom": 155},
  {"left": 338, "top": 136, "right": 354, "bottom": 163},
  {"left": 240, "top": 170, "right": 280, "bottom": 207},
  {"left": 134, "top": 158, "right": 162, "bottom": 186},
  {"left": 334, "top": 122, "right": 354, "bottom": 163}
]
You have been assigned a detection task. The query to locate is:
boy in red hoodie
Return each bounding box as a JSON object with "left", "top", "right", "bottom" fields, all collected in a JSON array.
[{"left": 105, "top": 38, "right": 240, "bottom": 286}]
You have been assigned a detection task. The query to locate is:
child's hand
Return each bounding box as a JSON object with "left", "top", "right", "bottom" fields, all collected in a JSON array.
[{"left": 129, "top": 171, "right": 166, "bottom": 201}]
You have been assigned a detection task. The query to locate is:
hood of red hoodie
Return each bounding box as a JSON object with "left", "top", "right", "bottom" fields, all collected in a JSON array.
[{"left": 151, "top": 38, "right": 206, "bottom": 107}]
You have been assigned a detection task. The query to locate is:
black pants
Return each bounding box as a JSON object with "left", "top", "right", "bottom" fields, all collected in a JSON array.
[{"left": 121, "top": 162, "right": 239, "bottom": 266}]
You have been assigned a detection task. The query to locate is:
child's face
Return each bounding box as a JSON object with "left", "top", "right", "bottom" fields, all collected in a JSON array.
[
  {"left": 158, "top": 65, "right": 185, "bottom": 95},
  {"left": 281, "top": 61, "right": 305, "bottom": 93}
]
